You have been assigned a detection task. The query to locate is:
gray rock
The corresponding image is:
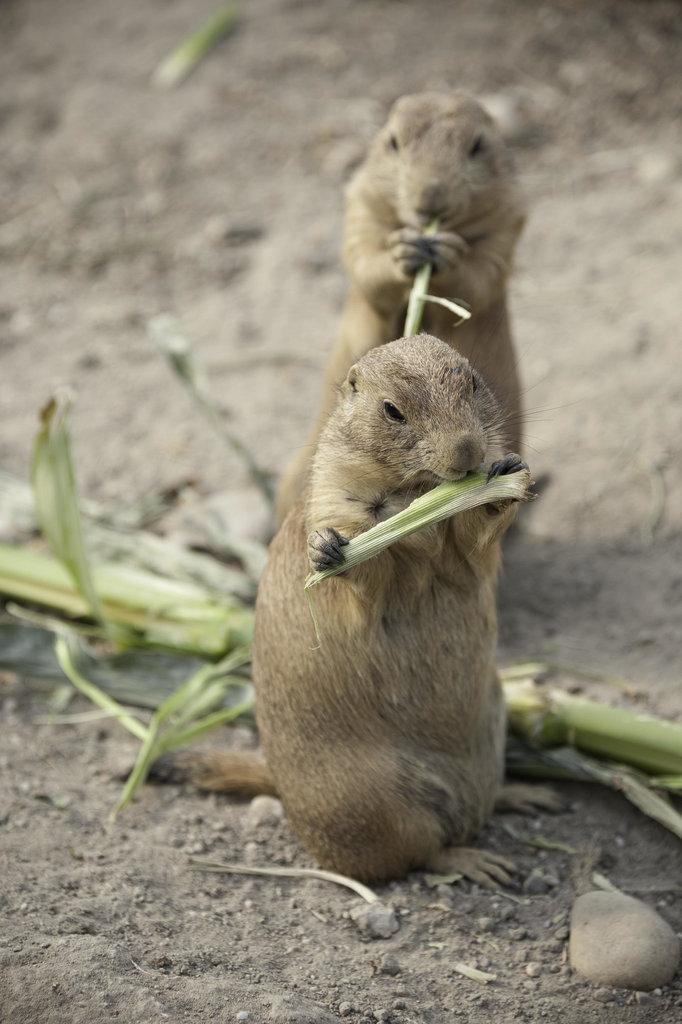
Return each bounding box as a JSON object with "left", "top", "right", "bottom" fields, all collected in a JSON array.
[
  {"left": 569, "top": 891, "right": 680, "bottom": 990},
  {"left": 349, "top": 902, "right": 399, "bottom": 940},
  {"left": 523, "top": 871, "right": 550, "bottom": 895}
]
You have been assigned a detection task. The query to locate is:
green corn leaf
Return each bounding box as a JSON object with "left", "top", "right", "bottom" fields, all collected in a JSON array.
[
  {"left": 31, "top": 397, "right": 117, "bottom": 638},
  {"left": 306, "top": 470, "right": 533, "bottom": 589}
]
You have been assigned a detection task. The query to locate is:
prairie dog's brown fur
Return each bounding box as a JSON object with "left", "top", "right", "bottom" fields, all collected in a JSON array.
[
  {"left": 253, "top": 335, "right": 530, "bottom": 884},
  {"left": 275, "top": 91, "right": 527, "bottom": 524}
]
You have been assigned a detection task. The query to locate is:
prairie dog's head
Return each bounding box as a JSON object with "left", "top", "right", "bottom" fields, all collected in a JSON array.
[
  {"left": 339, "top": 335, "right": 505, "bottom": 489},
  {"left": 366, "top": 91, "right": 514, "bottom": 227}
]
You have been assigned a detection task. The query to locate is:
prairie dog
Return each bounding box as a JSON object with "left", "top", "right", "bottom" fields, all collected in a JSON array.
[
  {"left": 275, "top": 91, "right": 527, "bottom": 524},
  {"left": 254, "top": 335, "right": 531, "bottom": 884},
  {"left": 151, "top": 337, "right": 551, "bottom": 885}
]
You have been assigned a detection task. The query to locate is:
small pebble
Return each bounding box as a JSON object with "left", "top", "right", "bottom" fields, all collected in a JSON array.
[
  {"left": 570, "top": 891, "right": 680, "bottom": 990},
  {"left": 508, "top": 927, "right": 527, "bottom": 941},
  {"left": 378, "top": 954, "right": 400, "bottom": 976},
  {"left": 246, "top": 795, "right": 284, "bottom": 828},
  {"left": 392, "top": 999, "right": 407, "bottom": 1010},
  {"left": 592, "top": 988, "right": 613, "bottom": 1003},
  {"left": 236, "top": 1013, "right": 249, "bottom": 1022},
  {"left": 349, "top": 902, "right": 399, "bottom": 940},
  {"left": 525, "top": 962, "right": 542, "bottom": 978},
  {"left": 338, "top": 1003, "right": 353, "bottom": 1018},
  {"left": 185, "top": 841, "right": 207, "bottom": 855},
  {"left": 373, "top": 1010, "right": 391, "bottom": 1022},
  {"left": 523, "top": 872, "right": 550, "bottom": 895},
  {"left": 634, "top": 992, "right": 654, "bottom": 1006},
  {"left": 476, "top": 916, "right": 494, "bottom": 932},
  {"left": 242, "top": 841, "right": 260, "bottom": 864}
]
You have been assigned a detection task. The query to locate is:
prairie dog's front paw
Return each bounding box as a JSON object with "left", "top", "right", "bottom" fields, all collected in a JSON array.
[
  {"left": 389, "top": 228, "right": 468, "bottom": 276},
  {"left": 485, "top": 454, "right": 533, "bottom": 514},
  {"left": 307, "top": 527, "right": 349, "bottom": 573},
  {"left": 487, "top": 453, "right": 528, "bottom": 480}
]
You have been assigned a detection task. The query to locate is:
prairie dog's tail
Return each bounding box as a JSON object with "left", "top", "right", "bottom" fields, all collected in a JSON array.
[{"left": 148, "top": 749, "right": 278, "bottom": 798}]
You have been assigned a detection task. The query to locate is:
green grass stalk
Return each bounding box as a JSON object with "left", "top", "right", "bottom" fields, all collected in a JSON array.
[
  {"left": 403, "top": 220, "right": 471, "bottom": 336},
  {"left": 31, "top": 397, "right": 110, "bottom": 632},
  {"left": 150, "top": 315, "right": 274, "bottom": 509},
  {"left": 153, "top": 6, "right": 239, "bottom": 89},
  {"left": 403, "top": 219, "right": 438, "bottom": 336}
]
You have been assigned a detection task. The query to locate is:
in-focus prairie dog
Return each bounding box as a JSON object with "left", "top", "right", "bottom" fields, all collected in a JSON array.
[
  {"left": 276, "top": 91, "right": 526, "bottom": 524},
  {"left": 156, "top": 336, "right": 545, "bottom": 885}
]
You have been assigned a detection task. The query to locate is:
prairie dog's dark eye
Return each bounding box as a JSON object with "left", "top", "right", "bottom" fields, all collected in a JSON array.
[
  {"left": 469, "top": 134, "right": 484, "bottom": 157},
  {"left": 389, "top": 134, "right": 399, "bottom": 152},
  {"left": 383, "top": 400, "right": 405, "bottom": 422}
]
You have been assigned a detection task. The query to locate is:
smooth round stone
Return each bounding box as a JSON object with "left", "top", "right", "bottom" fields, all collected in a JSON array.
[{"left": 570, "top": 891, "right": 680, "bottom": 990}]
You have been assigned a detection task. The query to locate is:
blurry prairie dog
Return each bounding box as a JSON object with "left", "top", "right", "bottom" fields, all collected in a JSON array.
[
  {"left": 155, "top": 336, "right": 550, "bottom": 886},
  {"left": 276, "top": 91, "right": 526, "bottom": 525}
]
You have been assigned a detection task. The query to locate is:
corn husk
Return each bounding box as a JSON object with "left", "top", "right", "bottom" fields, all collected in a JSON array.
[
  {"left": 0, "top": 542, "right": 253, "bottom": 657},
  {"left": 503, "top": 676, "right": 682, "bottom": 778}
]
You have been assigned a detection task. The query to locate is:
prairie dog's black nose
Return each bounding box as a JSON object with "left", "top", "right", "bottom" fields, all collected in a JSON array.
[
  {"left": 417, "top": 182, "right": 447, "bottom": 218},
  {"left": 450, "top": 435, "right": 485, "bottom": 475}
]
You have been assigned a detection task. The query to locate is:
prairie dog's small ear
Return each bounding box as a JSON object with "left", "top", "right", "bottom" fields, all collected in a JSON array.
[{"left": 345, "top": 365, "right": 360, "bottom": 393}]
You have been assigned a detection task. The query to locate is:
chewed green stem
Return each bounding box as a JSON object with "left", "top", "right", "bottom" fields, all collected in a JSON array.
[
  {"left": 403, "top": 219, "right": 438, "bottom": 336},
  {"left": 305, "top": 470, "right": 532, "bottom": 589},
  {"left": 403, "top": 220, "right": 471, "bottom": 336}
]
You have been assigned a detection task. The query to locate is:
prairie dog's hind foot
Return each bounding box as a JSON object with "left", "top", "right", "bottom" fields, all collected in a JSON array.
[
  {"left": 495, "top": 783, "right": 567, "bottom": 815},
  {"left": 426, "top": 846, "right": 516, "bottom": 889}
]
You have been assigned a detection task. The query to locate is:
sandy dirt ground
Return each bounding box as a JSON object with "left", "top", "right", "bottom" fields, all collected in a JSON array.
[{"left": 1, "top": 1, "right": 681, "bottom": 1021}]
